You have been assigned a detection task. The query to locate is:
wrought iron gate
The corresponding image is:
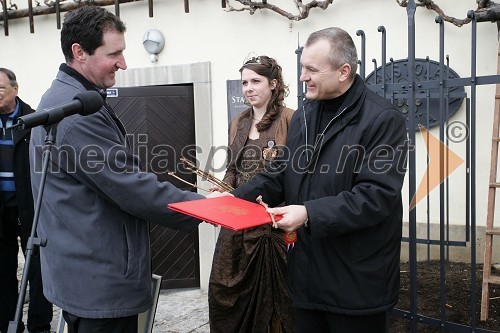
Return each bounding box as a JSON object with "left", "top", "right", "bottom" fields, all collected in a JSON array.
[{"left": 296, "top": 1, "right": 500, "bottom": 332}]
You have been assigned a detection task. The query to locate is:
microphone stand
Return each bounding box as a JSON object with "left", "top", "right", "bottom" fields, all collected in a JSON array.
[{"left": 8, "top": 125, "right": 56, "bottom": 333}]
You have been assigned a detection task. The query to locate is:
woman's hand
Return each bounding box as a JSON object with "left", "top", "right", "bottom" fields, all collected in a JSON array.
[{"left": 206, "top": 190, "right": 233, "bottom": 199}]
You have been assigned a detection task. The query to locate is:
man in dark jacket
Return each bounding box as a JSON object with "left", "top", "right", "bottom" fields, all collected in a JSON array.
[
  {"left": 232, "top": 27, "right": 408, "bottom": 332},
  {"left": 0, "top": 68, "right": 53, "bottom": 333}
]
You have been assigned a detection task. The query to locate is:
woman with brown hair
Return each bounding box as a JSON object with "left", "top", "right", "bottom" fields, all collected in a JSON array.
[{"left": 208, "top": 55, "right": 296, "bottom": 333}]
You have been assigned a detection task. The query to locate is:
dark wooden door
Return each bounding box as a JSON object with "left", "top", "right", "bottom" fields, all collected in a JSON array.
[{"left": 107, "top": 84, "right": 200, "bottom": 289}]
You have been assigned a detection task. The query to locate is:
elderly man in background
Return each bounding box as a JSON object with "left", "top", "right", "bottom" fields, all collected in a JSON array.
[{"left": 0, "top": 67, "right": 53, "bottom": 333}]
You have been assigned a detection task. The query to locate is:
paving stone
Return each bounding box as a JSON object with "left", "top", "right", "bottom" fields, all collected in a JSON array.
[{"left": 18, "top": 247, "right": 209, "bottom": 333}]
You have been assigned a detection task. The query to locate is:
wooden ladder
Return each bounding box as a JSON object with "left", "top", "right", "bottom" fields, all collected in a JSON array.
[{"left": 481, "top": 48, "right": 500, "bottom": 321}]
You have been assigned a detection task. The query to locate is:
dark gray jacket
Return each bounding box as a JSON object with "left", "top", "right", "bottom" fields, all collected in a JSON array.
[{"left": 29, "top": 69, "right": 202, "bottom": 318}]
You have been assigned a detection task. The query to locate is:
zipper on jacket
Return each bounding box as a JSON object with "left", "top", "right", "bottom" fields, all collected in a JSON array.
[
  {"left": 315, "top": 106, "right": 349, "bottom": 146},
  {"left": 303, "top": 105, "right": 349, "bottom": 164}
]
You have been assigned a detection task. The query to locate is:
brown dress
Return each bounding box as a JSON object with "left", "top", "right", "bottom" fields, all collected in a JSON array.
[{"left": 208, "top": 107, "right": 296, "bottom": 333}]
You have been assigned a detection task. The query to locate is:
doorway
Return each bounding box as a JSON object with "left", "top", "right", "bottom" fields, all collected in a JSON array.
[{"left": 107, "top": 84, "right": 200, "bottom": 289}]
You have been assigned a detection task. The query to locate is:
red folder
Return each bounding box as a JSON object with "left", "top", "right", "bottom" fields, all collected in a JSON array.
[{"left": 168, "top": 196, "right": 282, "bottom": 230}]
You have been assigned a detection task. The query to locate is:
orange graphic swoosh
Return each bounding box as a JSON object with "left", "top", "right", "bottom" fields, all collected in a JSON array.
[{"left": 409, "top": 125, "right": 464, "bottom": 210}]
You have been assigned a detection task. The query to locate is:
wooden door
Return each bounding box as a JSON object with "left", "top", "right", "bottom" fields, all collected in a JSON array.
[{"left": 107, "top": 84, "right": 200, "bottom": 289}]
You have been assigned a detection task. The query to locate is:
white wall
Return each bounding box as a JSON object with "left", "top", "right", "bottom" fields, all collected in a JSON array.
[{"left": 1, "top": 0, "right": 498, "bottom": 285}]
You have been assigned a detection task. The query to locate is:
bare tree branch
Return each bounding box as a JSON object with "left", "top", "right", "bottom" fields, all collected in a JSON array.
[
  {"left": 224, "top": 0, "right": 333, "bottom": 21},
  {"left": 396, "top": 0, "right": 500, "bottom": 27},
  {"left": 0, "top": 0, "right": 139, "bottom": 21}
]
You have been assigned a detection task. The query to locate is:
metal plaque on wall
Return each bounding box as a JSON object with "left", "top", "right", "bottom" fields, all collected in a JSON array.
[{"left": 365, "top": 58, "right": 466, "bottom": 129}]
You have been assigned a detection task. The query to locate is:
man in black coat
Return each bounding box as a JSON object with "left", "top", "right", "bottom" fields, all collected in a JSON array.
[
  {"left": 0, "top": 68, "right": 53, "bottom": 333},
  {"left": 232, "top": 27, "right": 408, "bottom": 332}
]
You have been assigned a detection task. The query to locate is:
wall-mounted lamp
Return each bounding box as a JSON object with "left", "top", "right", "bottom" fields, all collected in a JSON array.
[{"left": 143, "top": 28, "right": 165, "bottom": 63}]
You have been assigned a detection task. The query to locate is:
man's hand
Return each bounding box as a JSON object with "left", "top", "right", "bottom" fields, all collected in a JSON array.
[
  {"left": 267, "top": 205, "right": 308, "bottom": 232},
  {"left": 206, "top": 191, "right": 233, "bottom": 199}
]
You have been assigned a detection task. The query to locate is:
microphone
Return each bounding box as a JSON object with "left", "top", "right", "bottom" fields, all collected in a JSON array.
[{"left": 16, "top": 90, "right": 104, "bottom": 129}]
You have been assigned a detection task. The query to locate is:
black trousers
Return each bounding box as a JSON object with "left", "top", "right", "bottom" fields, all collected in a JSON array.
[
  {"left": 63, "top": 311, "right": 138, "bottom": 333},
  {"left": 0, "top": 208, "right": 53, "bottom": 333},
  {"left": 295, "top": 308, "right": 388, "bottom": 333}
]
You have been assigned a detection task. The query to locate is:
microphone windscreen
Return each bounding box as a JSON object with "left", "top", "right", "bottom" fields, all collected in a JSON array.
[{"left": 73, "top": 91, "right": 104, "bottom": 116}]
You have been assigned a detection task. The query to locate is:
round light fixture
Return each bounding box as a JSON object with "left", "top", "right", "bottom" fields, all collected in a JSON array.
[{"left": 143, "top": 28, "right": 165, "bottom": 62}]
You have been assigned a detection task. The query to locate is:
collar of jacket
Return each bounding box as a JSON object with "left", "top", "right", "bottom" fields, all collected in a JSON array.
[
  {"left": 232, "top": 108, "right": 253, "bottom": 147},
  {"left": 12, "top": 97, "right": 34, "bottom": 144},
  {"left": 57, "top": 64, "right": 126, "bottom": 138},
  {"left": 300, "top": 74, "right": 367, "bottom": 169},
  {"left": 301, "top": 74, "right": 366, "bottom": 139},
  {"left": 59, "top": 63, "right": 108, "bottom": 101}
]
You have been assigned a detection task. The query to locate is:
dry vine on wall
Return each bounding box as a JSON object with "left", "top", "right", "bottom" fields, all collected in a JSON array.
[
  {"left": 1, "top": 0, "right": 499, "bottom": 36},
  {"left": 396, "top": 0, "right": 500, "bottom": 27}
]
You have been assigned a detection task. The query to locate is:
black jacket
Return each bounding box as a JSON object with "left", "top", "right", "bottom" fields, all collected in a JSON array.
[
  {"left": 233, "top": 75, "right": 408, "bottom": 315},
  {"left": 0, "top": 98, "right": 35, "bottom": 240}
]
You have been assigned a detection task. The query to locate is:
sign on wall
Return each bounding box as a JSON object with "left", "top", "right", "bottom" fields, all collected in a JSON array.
[{"left": 226, "top": 80, "right": 248, "bottom": 124}]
